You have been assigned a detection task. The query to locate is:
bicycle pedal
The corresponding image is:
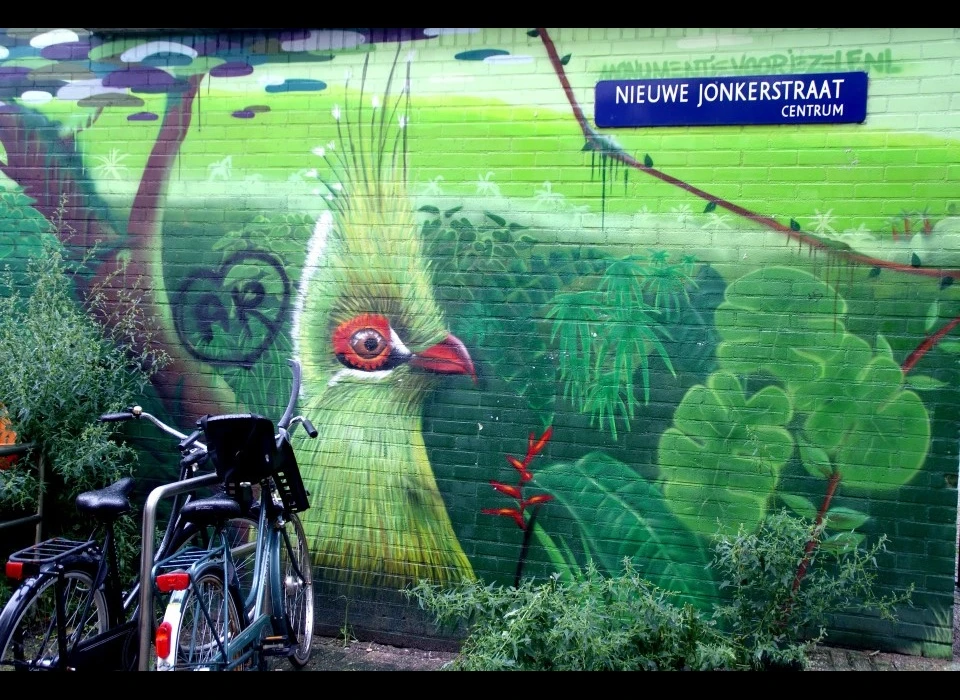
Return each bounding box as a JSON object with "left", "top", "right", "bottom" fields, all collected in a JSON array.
[{"left": 260, "top": 635, "right": 289, "bottom": 652}]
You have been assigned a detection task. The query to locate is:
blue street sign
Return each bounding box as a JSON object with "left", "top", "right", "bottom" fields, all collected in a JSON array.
[{"left": 594, "top": 71, "right": 868, "bottom": 127}]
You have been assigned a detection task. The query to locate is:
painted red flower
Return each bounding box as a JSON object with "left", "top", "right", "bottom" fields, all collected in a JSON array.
[{"left": 482, "top": 426, "right": 554, "bottom": 530}]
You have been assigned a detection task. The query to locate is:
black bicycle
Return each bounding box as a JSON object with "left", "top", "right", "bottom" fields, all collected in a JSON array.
[{"left": 0, "top": 375, "right": 280, "bottom": 671}]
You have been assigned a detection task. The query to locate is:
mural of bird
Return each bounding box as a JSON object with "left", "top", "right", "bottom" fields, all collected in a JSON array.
[{"left": 292, "top": 50, "right": 477, "bottom": 590}]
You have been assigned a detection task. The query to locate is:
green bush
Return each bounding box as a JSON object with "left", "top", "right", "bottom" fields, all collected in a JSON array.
[
  {"left": 0, "top": 211, "right": 165, "bottom": 548},
  {"left": 405, "top": 510, "right": 913, "bottom": 671},
  {"left": 710, "top": 508, "right": 914, "bottom": 670},
  {"left": 404, "top": 560, "right": 735, "bottom": 671}
]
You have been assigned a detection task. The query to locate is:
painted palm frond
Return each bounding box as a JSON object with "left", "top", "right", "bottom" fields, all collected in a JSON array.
[
  {"left": 597, "top": 255, "right": 649, "bottom": 309},
  {"left": 643, "top": 250, "right": 698, "bottom": 319},
  {"left": 584, "top": 371, "right": 635, "bottom": 440},
  {"left": 598, "top": 311, "right": 674, "bottom": 403},
  {"left": 547, "top": 290, "right": 602, "bottom": 411},
  {"left": 547, "top": 254, "right": 678, "bottom": 438}
]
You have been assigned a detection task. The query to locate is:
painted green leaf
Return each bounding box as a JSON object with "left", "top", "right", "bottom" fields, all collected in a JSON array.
[
  {"left": 790, "top": 219, "right": 801, "bottom": 231},
  {"left": 911, "top": 252, "right": 922, "bottom": 267},
  {"left": 798, "top": 437, "right": 833, "bottom": 478},
  {"left": 869, "top": 267, "right": 881, "bottom": 278},
  {"left": 802, "top": 354, "right": 929, "bottom": 489},
  {"left": 875, "top": 334, "right": 894, "bottom": 362},
  {"left": 170, "top": 57, "right": 225, "bottom": 77},
  {"left": 643, "top": 154, "right": 654, "bottom": 168},
  {"left": 940, "top": 276, "right": 954, "bottom": 290},
  {"left": 0, "top": 191, "right": 59, "bottom": 282},
  {"left": 779, "top": 493, "right": 817, "bottom": 521},
  {"left": 485, "top": 212, "right": 507, "bottom": 227},
  {"left": 88, "top": 40, "right": 127, "bottom": 61},
  {"left": 560, "top": 54, "right": 572, "bottom": 65},
  {"left": 3, "top": 58, "right": 54, "bottom": 70},
  {"left": 824, "top": 507, "right": 870, "bottom": 531},
  {"left": 937, "top": 340, "right": 960, "bottom": 354},
  {"left": 658, "top": 371, "right": 794, "bottom": 539},
  {"left": 788, "top": 332, "right": 875, "bottom": 413},
  {"left": 418, "top": 205, "right": 440, "bottom": 214},
  {"left": 704, "top": 201, "right": 717, "bottom": 213},
  {"left": 925, "top": 299, "right": 939, "bottom": 332},
  {"left": 716, "top": 267, "right": 848, "bottom": 387},
  {"left": 533, "top": 452, "right": 714, "bottom": 599},
  {"left": 821, "top": 531, "right": 865, "bottom": 554},
  {"left": 527, "top": 29, "right": 540, "bottom": 37},
  {"left": 906, "top": 375, "right": 947, "bottom": 390}
]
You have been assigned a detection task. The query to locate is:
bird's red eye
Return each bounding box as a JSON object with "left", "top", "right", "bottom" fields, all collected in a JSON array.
[{"left": 333, "top": 314, "right": 393, "bottom": 371}]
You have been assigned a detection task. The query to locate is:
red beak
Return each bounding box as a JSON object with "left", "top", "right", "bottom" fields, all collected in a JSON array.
[{"left": 410, "top": 333, "right": 476, "bottom": 383}]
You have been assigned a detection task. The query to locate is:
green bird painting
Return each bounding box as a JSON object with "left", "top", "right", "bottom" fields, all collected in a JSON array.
[{"left": 292, "top": 51, "right": 477, "bottom": 590}]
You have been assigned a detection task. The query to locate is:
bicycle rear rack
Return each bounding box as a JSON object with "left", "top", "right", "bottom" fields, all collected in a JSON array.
[
  {"left": 7, "top": 537, "right": 96, "bottom": 577},
  {"left": 154, "top": 546, "right": 210, "bottom": 575}
]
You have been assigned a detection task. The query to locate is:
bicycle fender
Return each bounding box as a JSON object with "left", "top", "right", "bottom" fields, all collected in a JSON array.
[
  {"left": 0, "top": 574, "right": 46, "bottom": 632},
  {"left": 155, "top": 591, "right": 185, "bottom": 671}
]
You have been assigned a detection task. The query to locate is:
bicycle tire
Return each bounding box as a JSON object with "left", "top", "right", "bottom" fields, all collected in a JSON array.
[
  {"left": 277, "top": 512, "right": 314, "bottom": 668},
  {"left": 0, "top": 562, "right": 111, "bottom": 671},
  {"left": 156, "top": 563, "right": 248, "bottom": 671}
]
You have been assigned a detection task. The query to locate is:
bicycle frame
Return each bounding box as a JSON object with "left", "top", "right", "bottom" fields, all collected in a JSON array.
[
  {"left": 154, "top": 477, "right": 303, "bottom": 671},
  {"left": 0, "top": 469, "right": 221, "bottom": 672}
]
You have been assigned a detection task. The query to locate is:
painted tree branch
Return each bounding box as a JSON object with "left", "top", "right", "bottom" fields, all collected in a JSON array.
[
  {"left": 902, "top": 314, "right": 960, "bottom": 374},
  {"left": 534, "top": 28, "right": 960, "bottom": 281},
  {"left": 0, "top": 78, "right": 237, "bottom": 420},
  {"left": 0, "top": 109, "right": 120, "bottom": 253},
  {"left": 88, "top": 73, "right": 237, "bottom": 420},
  {"left": 792, "top": 471, "right": 841, "bottom": 594}
]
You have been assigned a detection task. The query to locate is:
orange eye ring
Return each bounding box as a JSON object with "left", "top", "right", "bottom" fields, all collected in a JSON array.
[{"left": 332, "top": 314, "right": 393, "bottom": 371}]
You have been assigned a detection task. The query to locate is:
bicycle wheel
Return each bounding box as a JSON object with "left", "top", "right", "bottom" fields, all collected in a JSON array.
[
  {"left": 276, "top": 512, "right": 313, "bottom": 668},
  {"left": 0, "top": 563, "right": 110, "bottom": 671},
  {"left": 157, "top": 564, "right": 248, "bottom": 671}
]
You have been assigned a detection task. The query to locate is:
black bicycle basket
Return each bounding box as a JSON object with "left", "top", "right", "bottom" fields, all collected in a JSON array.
[
  {"left": 199, "top": 413, "right": 310, "bottom": 513},
  {"left": 200, "top": 413, "right": 276, "bottom": 491},
  {"left": 272, "top": 435, "right": 310, "bottom": 513}
]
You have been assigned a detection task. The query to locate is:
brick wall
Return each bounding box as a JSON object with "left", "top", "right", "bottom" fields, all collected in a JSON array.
[{"left": 0, "top": 27, "right": 957, "bottom": 656}]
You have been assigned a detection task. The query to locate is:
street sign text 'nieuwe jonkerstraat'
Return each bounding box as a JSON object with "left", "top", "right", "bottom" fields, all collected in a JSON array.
[{"left": 594, "top": 71, "right": 868, "bottom": 128}]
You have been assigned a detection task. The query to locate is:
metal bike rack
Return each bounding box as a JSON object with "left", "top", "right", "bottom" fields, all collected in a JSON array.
[{"left": 138, "top": 471, "right": 220, "bottom": 671}]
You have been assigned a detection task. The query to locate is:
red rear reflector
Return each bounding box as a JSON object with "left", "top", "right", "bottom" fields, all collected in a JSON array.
[
  {"left": 156, "top": 621, "right": 172, "bottom": 659},
  {"left": 156, "top": 571, "right": 190, "bottom": 592},
  {"left": 5, "top": 561, "right": 23, "bottom": 580}
]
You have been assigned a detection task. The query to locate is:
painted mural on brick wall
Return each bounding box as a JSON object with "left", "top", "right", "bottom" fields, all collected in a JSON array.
[{"left": 0, "top": 27, "right": 957, "bottom": 655}]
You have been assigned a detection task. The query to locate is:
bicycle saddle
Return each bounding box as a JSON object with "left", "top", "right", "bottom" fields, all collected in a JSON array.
[
  {"left": 75, "top": 476, "right": 136, "bottom": 518},
  {"left": 178, "top": 494, "right": 243, "bottom": 527}
]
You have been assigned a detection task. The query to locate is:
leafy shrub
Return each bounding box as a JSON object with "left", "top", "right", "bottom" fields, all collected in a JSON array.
[
  {"left": 405, "top": 510, "right": 913, "bottom": 671},
  {"left": 404, "top": 560, "right": 735, "bottom": 671},
  {"left": 709, "top": 508, "right": 914, "bottom": 670},
  {"left": 0, "top": 207, "right": 165, "bottom": 546}
]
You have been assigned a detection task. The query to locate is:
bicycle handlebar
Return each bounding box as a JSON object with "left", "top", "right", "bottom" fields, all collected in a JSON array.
[
  {"left": 276, "top": 359, "right": 318, "bottom": 441},
  {"left": 278, "top": 359, "right": 301, "bottom": 431},
  {"left": 98, "top": 359, "right": 317, "bottom": 450},
  {"left": 99, "top": 404, "right": 191, "bottom": 438}
]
